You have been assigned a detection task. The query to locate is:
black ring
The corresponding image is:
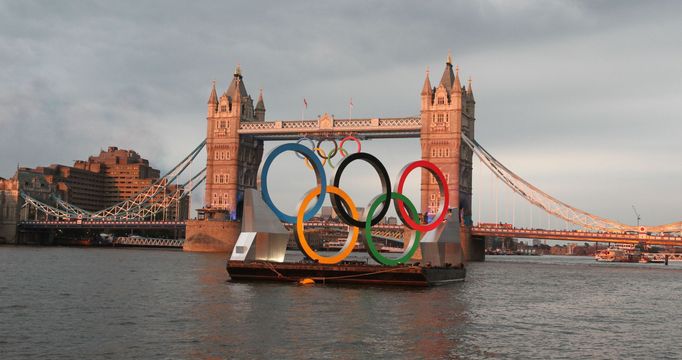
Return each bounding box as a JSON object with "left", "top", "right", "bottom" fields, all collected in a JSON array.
[
  {"left": 329, "top": 152, "right": 391, "bottom": 228},
  {"left": 316, "top": 139, "right": 338, "bottom": 159}
]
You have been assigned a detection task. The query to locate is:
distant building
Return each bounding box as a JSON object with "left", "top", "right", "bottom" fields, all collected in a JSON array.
[
  {"left": 0, "top": 176, "right": 19, "bottom": 243},
  {"left": 17, "top": 146, "right": 187, "bottom": 219},
  {"left": 321, "top": 206, "right": 334, "bottom": 219},
  {"left": 386, "top": 216, "right": 398, "bottom": 225}
]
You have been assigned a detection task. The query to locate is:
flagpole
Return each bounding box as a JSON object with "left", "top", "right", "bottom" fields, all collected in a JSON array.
[{"left": 349, "top": 97, "right": 353, "bottom": 120}]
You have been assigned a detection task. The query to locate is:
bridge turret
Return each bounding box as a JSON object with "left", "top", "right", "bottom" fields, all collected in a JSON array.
[
  {"left": 450, "top": 65, "right": 462, "bottom": 110},
  {"left": 255, "top": 89, "right": 266, "bottom": 122},
  {"left": 207, "top": 80, "right": 218, "bottom": 117},
  {"left": 465, "top": 77, "right": 476, "bottom": 118},
  {"left": 421, "top": 68, "right": 433, "bottom": 109}
]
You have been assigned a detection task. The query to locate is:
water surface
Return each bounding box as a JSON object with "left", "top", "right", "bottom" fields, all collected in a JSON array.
[{"left": 1, "top": 247, "right": 680, "bottom": 359}]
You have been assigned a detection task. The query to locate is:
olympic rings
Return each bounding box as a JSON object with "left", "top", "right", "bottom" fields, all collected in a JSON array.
[
  {"left": 330, "top": 152, "right": 391, "bottom": 228},
  {"left": 364, "top": 192, "right": 421, "bottom": 266},
  {"left": 294, "top": 136, "right": 361, "bottom": 165},
  {"left": 296, "top": 185, "right": 358, "bottom": 264},
  {"left": 316, "top": 139, "right": 338, "bottom": 159},
  {"left": 260, "top": 142, "right": 451, "bottom": 266},
  {"left": 339, "top": 136, "right": 361, "bottom": 157},
  {"left": 394, "top": 160, "right": 449, "bottom": 232},
  {"left": 304, "top": 147, "right": 328, "bottom": 170},
  {"left": 259, "top": 143, "right": 326, "bottom": 223},
  {"left": 295, "top": 137, "right": 315, "bottom": 159}
]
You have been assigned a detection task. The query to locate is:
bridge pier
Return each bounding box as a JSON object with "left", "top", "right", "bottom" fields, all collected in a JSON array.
[
  {"left": 17, "top": 228, "right": 55, "bottom": 245},
  {"left": 184, "top": 220, "right": 241, "bottom": 253},
  {"left": 461, "top": 227, "right": 485, "bottom": 262}
]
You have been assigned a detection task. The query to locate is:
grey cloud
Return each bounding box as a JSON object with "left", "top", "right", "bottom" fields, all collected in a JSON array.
[{"left": 1, "top": 0, "right": 680, "bottom": 226}]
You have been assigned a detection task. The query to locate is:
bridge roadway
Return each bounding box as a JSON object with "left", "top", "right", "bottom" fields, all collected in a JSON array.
[
  {"left": 472, "top": 227, "right": 682, "bottom": 246},
  {"left": 17, "top": 221, "right": 682, "bottom": 247},
  {"left": 18, "top": 220, "right": 186, "bottom": 230}
]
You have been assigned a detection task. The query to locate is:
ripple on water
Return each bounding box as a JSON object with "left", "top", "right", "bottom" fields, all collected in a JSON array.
[{"left": 0, "top": 249, "right": 680, "bottom": 359}]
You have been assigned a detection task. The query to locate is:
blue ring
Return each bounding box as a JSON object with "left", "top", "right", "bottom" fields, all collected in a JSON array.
[
  {"left": 295, "top": 137, "right": 315, "bottom": 159},
  {"left": 259, "top": 143, "right": 327, "bottom": 223}
]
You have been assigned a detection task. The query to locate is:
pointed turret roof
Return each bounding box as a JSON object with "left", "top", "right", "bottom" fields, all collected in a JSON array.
[
  {"left": 226, "top": 64, "right": 249, "bottom": 99},
  {"left": 256, "top": 89, "right": 265, "bottom": 111},
  {"left": 439, "top": 62, "right": 455, "bottom": 92},
  {"left": 421, "top": 68, "right": 432, "bottom": 95},
  {"left": 467, "top": 76, "right": 475, "bottom": 100},
  {"left": 207, "top": 80, "right": 218, "bottom": 105},
  {"left": 452, "top": 65, "right": 462, "bottom": 93}
]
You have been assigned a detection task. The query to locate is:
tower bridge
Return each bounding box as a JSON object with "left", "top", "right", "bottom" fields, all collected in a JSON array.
[{"left": 14, "top": 54, "right": 682, "bottom": 258}]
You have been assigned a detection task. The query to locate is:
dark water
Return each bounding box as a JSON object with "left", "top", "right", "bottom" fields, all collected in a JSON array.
[{"left": 1, "top": 247, "right": 681, "bottom": 359}]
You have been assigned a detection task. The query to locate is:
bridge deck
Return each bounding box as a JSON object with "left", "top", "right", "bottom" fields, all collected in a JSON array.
[{"left": 238, "top": 117, "right": 421, "bottom": 140}]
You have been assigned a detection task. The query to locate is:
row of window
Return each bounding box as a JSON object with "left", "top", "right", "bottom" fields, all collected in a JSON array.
[
  {"left": 429, "top": 173, "right": 450, "bottom": 184},
  {"left": 213, "top": 173, "right": 230, "bottom": 184},
  {"left": 432, "top": 113, "right": 449, "bottom": 123},
  {"left": 214, "top": 151, "right": 231, "bottom": 160},
  {"left": 430, "top": 147, "right": 451, "bottom": 158},
  {"left": 211, "top": 192, "right": 230, "bottom": 207}
]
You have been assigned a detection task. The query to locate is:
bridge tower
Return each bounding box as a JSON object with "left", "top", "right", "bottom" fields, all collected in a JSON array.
[
  {"left": 185, "top": 66, "right": 264, "bottom": 252},
  {"left": 203, "top": 65, "right": 263, "bottom": 220},
  {"left": 419, "top": 54, "right": 479, "bottom": 259},
  {"left": 420, "top": 54, "right": 475, "bottom": 222}
]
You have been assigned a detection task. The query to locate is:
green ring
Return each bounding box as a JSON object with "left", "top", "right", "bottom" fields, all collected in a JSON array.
[{"left": 364, "top": 192, "right": 421, "bottom": 266}]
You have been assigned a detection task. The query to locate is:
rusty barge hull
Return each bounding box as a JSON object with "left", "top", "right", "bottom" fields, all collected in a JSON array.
[{"left": 226, "top": 261, "right": 466, "bottom": 287}]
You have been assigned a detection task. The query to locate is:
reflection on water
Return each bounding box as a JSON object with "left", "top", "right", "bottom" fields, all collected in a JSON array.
[{"left": 1, "top": 248, "right": 681, "bottom": 359}]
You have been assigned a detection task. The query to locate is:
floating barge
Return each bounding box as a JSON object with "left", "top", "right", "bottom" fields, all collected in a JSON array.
[{"left": 226, "top": 260, "right": 465, "bottom": 287}]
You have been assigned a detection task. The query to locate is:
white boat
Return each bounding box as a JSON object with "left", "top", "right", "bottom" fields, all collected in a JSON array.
[{"left": 595, "top": 244, "right": 640, "bottom": 263}]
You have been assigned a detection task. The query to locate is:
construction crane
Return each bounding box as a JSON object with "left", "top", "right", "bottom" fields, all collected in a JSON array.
[{"left": 632, "top": 205, "right": 641, "bottom": 227}]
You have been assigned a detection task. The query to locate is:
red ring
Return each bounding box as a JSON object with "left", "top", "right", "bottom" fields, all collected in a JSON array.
[
  {"left": 339, "top": 136, "right": 361, "bottom": 157},
  {"left": 395, "top": 160, "right": 449, "bottom": 232}
]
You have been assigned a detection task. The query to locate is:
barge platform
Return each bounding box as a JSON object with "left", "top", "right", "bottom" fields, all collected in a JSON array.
[{"left": 226, "top": 260, "right": 465, "bottom": 287}]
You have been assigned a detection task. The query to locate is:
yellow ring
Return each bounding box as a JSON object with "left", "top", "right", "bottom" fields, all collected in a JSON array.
[
  {"left": 304, "top": 147, "right": 327, "bottom": 169},
  {"left": 296, "top": 185, "right": 358, "bottom": 264}
]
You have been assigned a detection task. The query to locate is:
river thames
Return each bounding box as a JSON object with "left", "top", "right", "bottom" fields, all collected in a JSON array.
[{"left": 1, "top": 247, "right": 680, "bottom": 359}]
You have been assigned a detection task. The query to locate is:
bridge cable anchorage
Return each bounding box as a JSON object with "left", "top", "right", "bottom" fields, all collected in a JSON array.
[
  {"left": 19, "top": 140, "right": 207, "bottom": 222},
  {"left": 461, "top": 135, "right": 681, "bottom": 234}
]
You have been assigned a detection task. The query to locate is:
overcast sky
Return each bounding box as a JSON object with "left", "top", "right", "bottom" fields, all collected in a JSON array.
[{"left": 1, "top": 1, "right": 680, "bottom": 228}]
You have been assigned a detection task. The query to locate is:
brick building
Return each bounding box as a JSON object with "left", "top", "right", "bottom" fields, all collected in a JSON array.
[
  {"left": 0, "top": 176, "right": 19, "bottom": 243},
  {"left": 19, "top": 147, "right": 187, "bottom": 219}
]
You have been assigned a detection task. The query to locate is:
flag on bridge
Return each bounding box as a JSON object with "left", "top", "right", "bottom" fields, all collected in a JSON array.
[{"left": 303, "top": 98, "right": 308, "bottom": 109}]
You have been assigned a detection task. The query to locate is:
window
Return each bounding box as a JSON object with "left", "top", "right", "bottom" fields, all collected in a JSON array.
[
  {"left": 215, "top": 151, "right": 219, "bottom": 160},
  {"left": 437, "top": 97, "right": 445, "bottom": 105},
  {"left": 220, "top": 105, "right": 227, "bottom": 112},
  {"left": 437, "top": 114, "right": 444, "bottom": 122}
]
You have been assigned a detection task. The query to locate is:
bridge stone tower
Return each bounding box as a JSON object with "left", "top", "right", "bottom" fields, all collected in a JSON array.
[
  {"left": 419, "top": 54, "right": 475, "bottom": 225},
  {"left": 184, "top": 66, "right": 264, "bottom": 252},
  {"left": 203, "top": 66, "right": 263, "bottom": 220}
]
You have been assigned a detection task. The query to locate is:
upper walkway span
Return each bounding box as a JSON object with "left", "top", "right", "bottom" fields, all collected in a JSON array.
[{"left": 238, "top": 115, "right": 421, "bottom": 140}]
